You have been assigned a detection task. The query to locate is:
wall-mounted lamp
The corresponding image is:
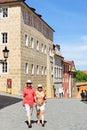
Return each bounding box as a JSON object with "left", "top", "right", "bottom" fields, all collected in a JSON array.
[{"left": 0, "top": 46, "right": 9, "bottom": 63}]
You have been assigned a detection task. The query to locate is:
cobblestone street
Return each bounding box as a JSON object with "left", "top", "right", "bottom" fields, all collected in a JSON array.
[{"left": 0, "top": 96, "right": 87, "bottom": 130}]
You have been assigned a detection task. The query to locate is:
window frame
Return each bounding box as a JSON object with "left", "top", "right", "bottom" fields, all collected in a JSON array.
[
  {"left": 1, "top": 32, "right": 8, "bottom": 44},
  {"left": 0, "top": 62, "right": 8, "bottom": 74},
  {"left": 31, "top": 37, "right": 34, "bottom": 48},
  {"left": 31, "top": 64, "right": 34, "bottom": 75},
  {"left": 0, "top": 7, "right": 8, "bottom": 18},
  {"left": 41, "top": 66, "right": 44, "bottom": 75},
  {"left": 25, "top": 63, "right": 28, "bottom": 74},
  {"left": 41, "top": 43, "right": 44, "bottom": 53},
  {"left": 36, "top": 65, "right": 39, "bottom": 75},
  {"left": 25, "top": 34, "right": 28, "bottom": 47},
  {"left": 36, "top": 40, "right": 39, "bottom": 51}
]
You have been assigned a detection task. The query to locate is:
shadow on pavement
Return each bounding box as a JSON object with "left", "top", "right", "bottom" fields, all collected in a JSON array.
[
  {"left": 0, "top": 94, "right": 22, "bottom": 109},
  {"left": 25, "top": 120, "right": 47, "bottom": 127}
]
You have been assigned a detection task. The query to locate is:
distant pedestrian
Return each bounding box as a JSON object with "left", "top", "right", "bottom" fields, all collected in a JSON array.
[
  {"left": 80, "top": 90, "right": 84, "bottom": 101},
  {"left": 35, "top": 84, "right": 46, "bottom": 127},
  {"left": 22, "top": 80, "right": 36, "bottom": 128},
  {"left": 84, "top": 90, "right": 87, "bottom": 101},
  {"left": 59, "top": 87, "right": 63, "bottom": 98},
  {"left": 85, "top": 90, "right": 87, "bottom": 101}
]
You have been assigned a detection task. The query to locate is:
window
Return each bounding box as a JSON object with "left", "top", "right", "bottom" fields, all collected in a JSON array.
[
  {"left": 57, "top": 68, "right": 59, "bottom": 78},
  {"left": 3, "top": 8, "right": 8, "bottom": 17},
  {"left": 0, "top": 8, "right": 2, "bottom": 18},
  {"left": 25, "top": 34, "right": 28, "bottom": 46},
  {"left": 36, "top": 65, "right": 39, "bottom": 75},
  {"left": 59, "top": 68, "right": 62, "bottom": 78},
  {"left": 23, "top": 10, "right": 28, "bottom": 23},
  {"left": 0, "top": 7, "right": 8, "bottom": 18},
  {"left": 41, "top": 25, "right": 44, "bottom": 34},
  {"left": 51, "top": 66, "right": 53, "bottom": 75},
  {"left": 49, "top": 31, "right": 53, "bottom": 41},
  {"left": 44, "top": 45, "right": 46, "bottom": 54},
  {"left": 2, "top": 62, "right": 8, "bottom": 73},
  {"left": 54, "top": 67, "right": 56, "bottom": 78},
  {"left": 41, "top": 66, "right": 44, "bottom": 75},
  {"left": 31, "top": 64, "right": 34, "bottom": 75},
  {"left": 31, "top": 37, "right": 34, "bottom": 48},
  {"left": 35, "top": 20, "right": 39, "bottom": 30},
  {"left": 25, "top": 63, "right": 28, "bottom": 74},
  {"left": 30, "top": 15, "right": 34, "bottom": 26},
  {"left": 41, "top": 43, "right": 44, "bottom": 52},
  {"left": 44, "top": 67, "right": 47, "bottom": 75},
  {"left": 36, "top": 40, "right": 39, "bottom": 50},
  {"left": 2, "top": 33, "right": 8, "bottom": 44}
]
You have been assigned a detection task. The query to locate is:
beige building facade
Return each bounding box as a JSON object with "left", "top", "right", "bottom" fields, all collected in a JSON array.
[{"left": 0, "top": 0, "right": 54, "bottom": 98}]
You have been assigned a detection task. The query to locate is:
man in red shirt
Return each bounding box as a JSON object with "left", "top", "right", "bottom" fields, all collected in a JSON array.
[{"left": 23, "top": 80, "right": 35, "bottom": 128}]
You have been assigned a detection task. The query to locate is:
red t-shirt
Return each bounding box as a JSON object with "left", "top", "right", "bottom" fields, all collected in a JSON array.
[{"left": 23, "top": 86, "right": 35, "bottom": 106}]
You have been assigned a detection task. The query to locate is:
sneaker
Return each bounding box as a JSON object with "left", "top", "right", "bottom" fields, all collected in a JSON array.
[
  {"left": 42, "top": 123, "right": 45, "bottom": 127},
  {"left": 28, "top": 123, "right": 32, "bottom": 128}
]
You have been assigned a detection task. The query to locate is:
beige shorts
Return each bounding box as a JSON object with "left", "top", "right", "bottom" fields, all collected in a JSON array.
[{"left": 36, "top": 103, "right": 45, "bottom": 111}]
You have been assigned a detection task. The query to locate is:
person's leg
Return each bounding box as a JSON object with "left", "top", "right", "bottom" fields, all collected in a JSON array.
[
  {"left": 36, "top": 106, "right": 40, "bottom": 124},
  {"left": 25, "top": 104, "right": 32, "bottom": 128},
  {"left": 30, "top": 106, "right": 33, "bottom": 119},
  {"left": 40, "top": 104, "right": 45, "bottom": 127},
  {"left": 40, "top": 110, "right": 45, "bottom": 126}
]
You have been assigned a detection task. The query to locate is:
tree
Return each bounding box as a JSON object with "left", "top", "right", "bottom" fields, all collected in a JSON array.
[{"left": 76, "top": 70, "right": 87, "bottom": 82}]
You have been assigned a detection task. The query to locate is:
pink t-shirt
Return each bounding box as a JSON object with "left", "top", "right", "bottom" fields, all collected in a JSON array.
[{"left": 23, "top": 86, "right": 35, "bottom": 106}]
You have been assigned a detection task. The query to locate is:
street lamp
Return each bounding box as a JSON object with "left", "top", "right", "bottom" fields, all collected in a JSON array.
[{"left": 0, "top": 46, "right": 9, "bottom": 63}]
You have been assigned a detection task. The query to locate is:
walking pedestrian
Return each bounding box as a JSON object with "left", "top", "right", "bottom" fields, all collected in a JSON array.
[
  {"left": 35, "top": 84, "right": 46, "bottom": 127},
  {"left": 84, "top": 90, "right": 87, "bottom": 101},
  {"left": 22, "top": 80, "right": 36, "bottom": 128},
  {"left": 80, "top": 90, "right": 84, "bottom": 101}
]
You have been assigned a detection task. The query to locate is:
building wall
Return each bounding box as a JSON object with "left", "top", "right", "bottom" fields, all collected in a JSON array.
[
  {"left": 0, "top": 2, "right": 54, "bottom": 97},
  {"left": 0, "top": 4, "right": 21, "bottom": 94},
  {"left": 62, "top": 63, "right": 69, "bottom": 98},
  {"left": 53, "top": 54, "right": 63, "bottom": 98},
  {"left": 20, "top": 4, "right": 54, "bottom": 97}
]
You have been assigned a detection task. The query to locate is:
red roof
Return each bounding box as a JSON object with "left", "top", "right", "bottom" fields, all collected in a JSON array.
[
  {"left": 63, "top": 60, "right": 76, "bottom": 72},
  {"left": 82, "top": 70, "right": 87, "bottom": 74},
  {"left": 0, "top": 0, "right": 23, "bottom": 3}
]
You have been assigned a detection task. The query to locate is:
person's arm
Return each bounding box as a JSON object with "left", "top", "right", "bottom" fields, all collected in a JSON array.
[
  {"left": 34, "top": 90, "right": 37, "bottom": 106},
  {"left": 43, "top": 91, "right": 47, "bottom": 103},
  {"left": 22, "top": 88, "right": 26, "bottom": 106}
]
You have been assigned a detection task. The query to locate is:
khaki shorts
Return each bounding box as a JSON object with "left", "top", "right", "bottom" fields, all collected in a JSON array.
[{"left": 36, "top": 103, "right": 45, "bottom": 111}]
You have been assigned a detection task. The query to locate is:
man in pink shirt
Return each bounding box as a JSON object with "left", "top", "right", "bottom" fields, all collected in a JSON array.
[{"left": 23, "top": 80, "right": 35, "bottom": 128}]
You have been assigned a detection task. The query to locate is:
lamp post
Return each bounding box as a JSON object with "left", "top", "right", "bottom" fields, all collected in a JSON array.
[{"left": 0, "top": 46, "right": 9, "bottom": 63}]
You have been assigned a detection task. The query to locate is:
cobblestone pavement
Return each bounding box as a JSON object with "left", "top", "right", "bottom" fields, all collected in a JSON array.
[{"left": 0, "top": 97, "right": 87, "bottom": 130}]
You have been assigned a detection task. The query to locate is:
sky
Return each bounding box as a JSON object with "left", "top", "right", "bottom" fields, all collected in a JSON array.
[{"left": 25, "top": 0, "right": 87, "bottom": 70}]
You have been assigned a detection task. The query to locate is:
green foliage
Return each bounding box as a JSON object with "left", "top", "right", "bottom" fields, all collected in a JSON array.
[{"left": 76, "top": 70, "right": 87, "bottom": 82}]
